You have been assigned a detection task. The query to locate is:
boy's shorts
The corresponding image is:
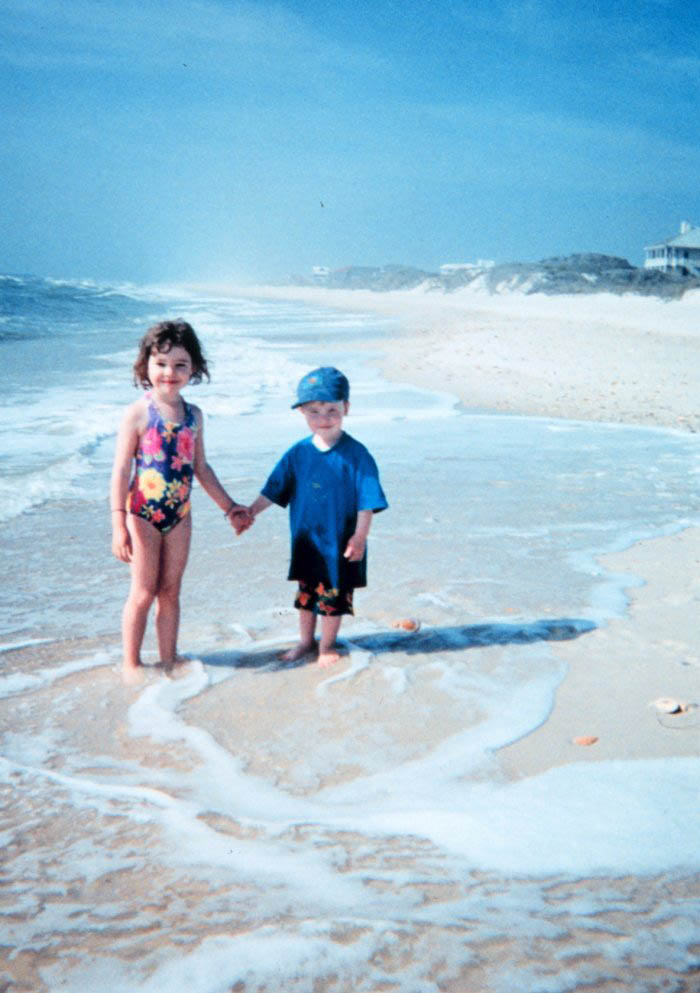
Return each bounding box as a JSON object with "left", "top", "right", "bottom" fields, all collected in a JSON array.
[{"left": 294, "top": 580, "right": 354, "bottom": 616}]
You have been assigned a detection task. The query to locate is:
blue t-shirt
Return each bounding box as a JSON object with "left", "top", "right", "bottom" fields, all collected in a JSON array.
[{"left": 261, "top": 432, "right": 388, "bottom": 590}]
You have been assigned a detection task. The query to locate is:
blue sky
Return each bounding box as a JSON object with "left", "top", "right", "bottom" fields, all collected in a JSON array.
[{"left": 2, "top": 0, "right": 699, "bottom": 282}]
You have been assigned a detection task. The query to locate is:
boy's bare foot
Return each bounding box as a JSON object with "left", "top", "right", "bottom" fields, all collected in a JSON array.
[
  {"left": 157, "top": 654, "right": 188, "bottom": 667},
  {"left": 318, "top": 648, "right": 342, "bottom": 668},
  {"left": 280, "top": 641, "right": 316, "bottom": 663},
  {"left": 158, "top": 655, "right": 192, "bottom": 678}
]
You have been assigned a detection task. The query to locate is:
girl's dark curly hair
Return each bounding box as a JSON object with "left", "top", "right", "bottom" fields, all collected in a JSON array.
[{"left": 132, "top": 320, "right": 210, "bottom": 388}]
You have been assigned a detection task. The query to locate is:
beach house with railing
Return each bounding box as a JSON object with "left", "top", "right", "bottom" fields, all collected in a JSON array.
[{"left": 644, "top": 221, "right": 700, "bottom": 276}]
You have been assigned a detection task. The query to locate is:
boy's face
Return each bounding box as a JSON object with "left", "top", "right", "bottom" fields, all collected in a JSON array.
[{"left": 300, "top": 400, "right": 348, "bottom": 445}]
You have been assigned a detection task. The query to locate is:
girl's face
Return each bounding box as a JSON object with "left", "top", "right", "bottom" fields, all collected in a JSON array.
[{"left": 147, "top": 345, "right": 193, "bottom": 398}]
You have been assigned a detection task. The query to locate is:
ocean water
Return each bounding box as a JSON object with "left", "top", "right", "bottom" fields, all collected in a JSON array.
[{"left": 1, "top": 274, "right": 699, "bottom": 992}]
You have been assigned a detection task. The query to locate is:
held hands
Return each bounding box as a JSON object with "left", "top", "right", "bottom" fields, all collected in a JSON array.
[{"left": 226, "top": 503, "right": 254, "bottom": 535}]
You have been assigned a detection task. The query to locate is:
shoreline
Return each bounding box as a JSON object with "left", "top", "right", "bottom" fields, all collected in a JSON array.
[
  {"left": 216, "top": 283, "right": 700, "bottom": 433},
  {"left": 499, "top": 524, "right": 700, "bottom": 778},
  {"left": 213, "top": 282, "right": 700, "bottom": 777},
  {"left": 3, "top": 281, "right": 699, "bottom": 990}
]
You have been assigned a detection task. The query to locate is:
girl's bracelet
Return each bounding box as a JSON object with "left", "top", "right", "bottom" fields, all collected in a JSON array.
[
  {"left": 111, "top": 509, "right": 127, "bottom": 514},
  {"left": 224, "top": 503, "right": 237, "bottom": 518}
]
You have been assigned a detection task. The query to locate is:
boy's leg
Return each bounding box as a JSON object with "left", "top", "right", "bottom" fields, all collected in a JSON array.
[
  {"left": 318, "top": 614, "right": 343, "bottom": 668},
  {"left": 281, "top": 608, "right": 317, "bottom": 662},
  {"left": 122, "top": 516, "right": 162, "bottom": 679},
  {"left": 154, "top": 516, "right": 192, "bottom": 666}
]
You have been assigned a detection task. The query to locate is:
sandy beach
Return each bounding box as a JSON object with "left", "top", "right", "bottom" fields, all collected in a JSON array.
[
  {"left": 6, "top": 0, "right": 700, "bottom": 982},
  {"left": 3, "top": 280, "right": 699, "bottom": 991},
  {"left": 243, "top": 284, "right": 700, "bottom": 431},
  {"left": 238, "top": 284, "right": 700, "bottom": 776}
]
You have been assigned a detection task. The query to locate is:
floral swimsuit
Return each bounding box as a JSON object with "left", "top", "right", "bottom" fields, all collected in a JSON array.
[{"left": 128, "top": 393, "right": 197, "bottom": 533}]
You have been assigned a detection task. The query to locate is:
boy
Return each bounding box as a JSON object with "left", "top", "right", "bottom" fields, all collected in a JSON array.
[{"left": 249, "top": 367, "right": 388, "bottom": 666}]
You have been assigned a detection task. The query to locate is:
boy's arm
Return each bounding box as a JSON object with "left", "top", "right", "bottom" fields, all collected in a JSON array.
[
  {"left": 344, "top": 509, "right": 373, "bottom": 561},
  {"left": 249, "top": 494, "right": 274, "bottom": 518}
]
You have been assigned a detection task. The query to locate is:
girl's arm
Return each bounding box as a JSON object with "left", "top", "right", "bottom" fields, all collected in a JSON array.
[
  {"left": 191, "top": 408, "right": 251, "bottom": 533},
  {"left": 110, "top": 402, "right": 142, "bottom": 562},
  {"left": 344, "top": 509, "right": 373, "bottom": 561}
]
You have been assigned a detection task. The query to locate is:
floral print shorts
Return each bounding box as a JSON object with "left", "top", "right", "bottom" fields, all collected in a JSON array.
[{"left": 294, "top": 581, "right": 354, "bottom": 616}]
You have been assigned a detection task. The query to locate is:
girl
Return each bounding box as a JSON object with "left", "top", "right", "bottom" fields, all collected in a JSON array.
[{"left": 110, "top": 319, "right": 249, "bottom": 682}]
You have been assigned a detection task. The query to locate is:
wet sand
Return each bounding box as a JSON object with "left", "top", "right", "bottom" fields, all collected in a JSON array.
[
  {"left": 3, "top": 283, "right": 699, "bottom": 991},
  {"left": 236, "top": 283, "right": 700, "bottom": 774}
]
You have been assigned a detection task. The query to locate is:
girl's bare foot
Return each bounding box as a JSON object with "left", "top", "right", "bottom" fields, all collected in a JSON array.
[
  {"left": 121, "top": 661, "right": 145, "bottom": 685},
  {"left": 280, "top": 641, "right": 316, "bottom": 663}
]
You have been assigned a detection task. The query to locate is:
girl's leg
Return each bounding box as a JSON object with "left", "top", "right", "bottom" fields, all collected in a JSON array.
[
  {"left": 318, "top": 614, "right": 343, "bottom": 668},
  {"left": 122, "top": 516, "right": 162, "bottom": 677},
  {"left": 154, "top": 516, "right": 192, "bottom": 665},
  {"left": 281, "top": 608, "right": 317, "bottom": 662}
]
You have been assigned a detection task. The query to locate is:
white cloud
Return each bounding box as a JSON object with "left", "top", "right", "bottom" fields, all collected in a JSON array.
[
  {"left": 450, "top": 0, "right": 696, "bottom": 65},
  {"left": 0, "top": 0, "right": 385, "bottom": 76},
  {"left": 411, "top": 97, "right": 700, "bottom": 192}
]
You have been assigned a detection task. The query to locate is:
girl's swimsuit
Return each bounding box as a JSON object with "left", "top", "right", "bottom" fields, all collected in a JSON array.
[{"left": 128, "top": 393, "right": 197, "bottom": 533}]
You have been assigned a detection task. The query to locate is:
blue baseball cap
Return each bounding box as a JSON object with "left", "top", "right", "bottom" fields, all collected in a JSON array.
[{"left": 292, "top": 367, "right": 350, "bottom": 408}]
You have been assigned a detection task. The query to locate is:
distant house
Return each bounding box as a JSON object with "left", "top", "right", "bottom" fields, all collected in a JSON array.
[
  {"left": 311, "top": 266, "right": 331, "bottom": 282},
  {"left": 644, "top": 221, "right": 700, "bottom": 276}
]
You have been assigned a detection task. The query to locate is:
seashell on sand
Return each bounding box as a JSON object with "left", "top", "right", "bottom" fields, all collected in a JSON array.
[
  {"left": 652, "top": 697, "right": 687, "bottom": 715},
  {"left": 392, "top": 618, "right": 421, "bottom": 632}
]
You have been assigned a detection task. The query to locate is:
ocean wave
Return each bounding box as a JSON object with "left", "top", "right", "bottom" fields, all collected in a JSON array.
[
  {"left": 0, "top": 272, "right": 163, "bottom": 344},
  {"left": 0, "top": 450, "right": 96, "bottom": 522}
]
